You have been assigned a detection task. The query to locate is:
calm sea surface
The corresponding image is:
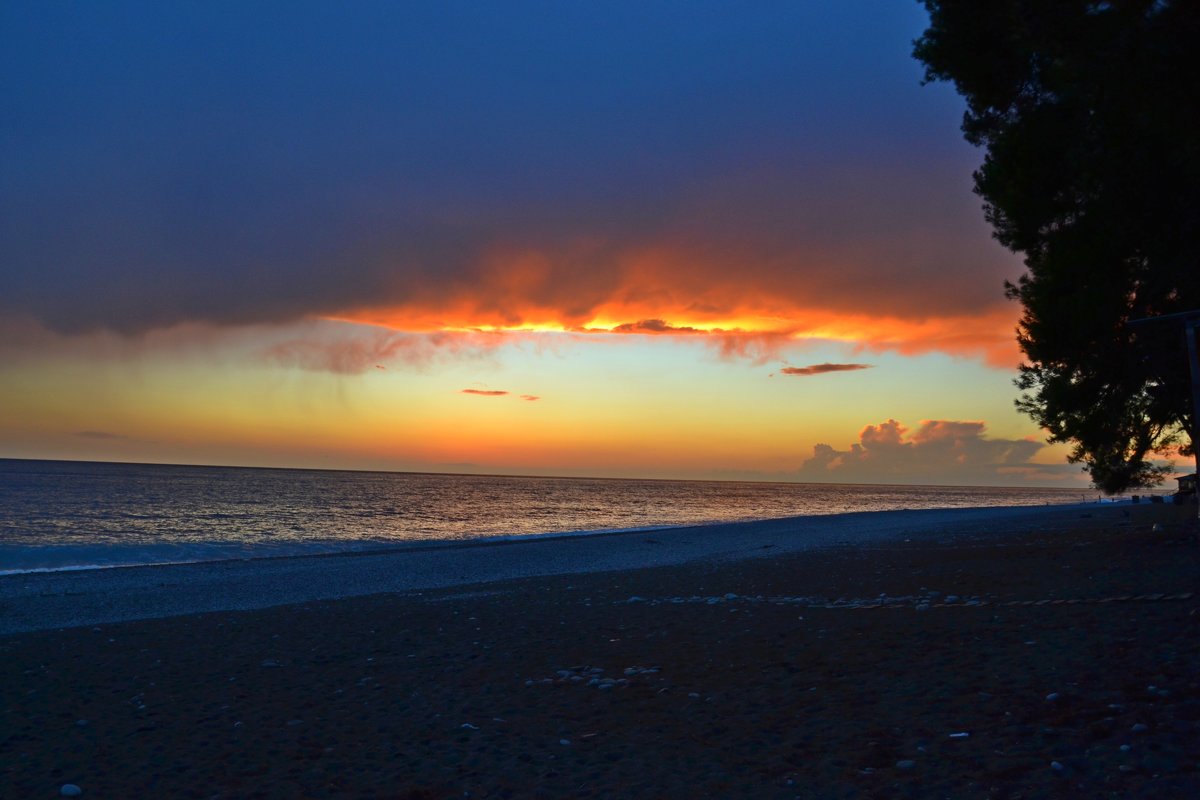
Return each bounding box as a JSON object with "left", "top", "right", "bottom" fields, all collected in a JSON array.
[{"left": 0, "top": 459, "right": 1089, "bottom": 574}]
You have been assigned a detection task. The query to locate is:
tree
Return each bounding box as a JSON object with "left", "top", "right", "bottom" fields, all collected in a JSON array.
[{"left": 913, "top": 0, "right": 1200, "bottom": 493}]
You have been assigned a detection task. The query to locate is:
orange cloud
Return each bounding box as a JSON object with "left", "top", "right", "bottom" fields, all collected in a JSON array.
[
  {"left": 333, "top": 237, "right": 1023, "bottom": 368},
  {"left": 461, "top": 389, "right": 508, "bottom": 397}
]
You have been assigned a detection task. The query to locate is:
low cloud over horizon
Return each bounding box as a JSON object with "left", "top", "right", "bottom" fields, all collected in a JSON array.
[{"left": 798, "top": 418, "right": 1079, "bottom": 486}]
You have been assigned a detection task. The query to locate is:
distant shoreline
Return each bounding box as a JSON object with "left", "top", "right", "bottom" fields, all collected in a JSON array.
[{"left": 0, "top": 455, "right": 1100, "bottom": 491}]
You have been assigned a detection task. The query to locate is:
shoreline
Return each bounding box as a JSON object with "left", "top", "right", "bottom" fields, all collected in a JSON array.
[
  {"left": 3, "top": 504, "right": 1197, "bottom": 798},
  {"left": 1, "top": 502, "right": 1115, "bottom": 635}
]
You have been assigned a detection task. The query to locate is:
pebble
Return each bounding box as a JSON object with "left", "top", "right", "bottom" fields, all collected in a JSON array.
[
  {"left": 895, "top": 760, "right": 916, "bottom": 771},
  {"left": 260, "top": 659, "right": 282, "bottom": 668},
  {"left": 948, "top": 732, "right": 970, "bottom": 739},
  {"left": 75, "top": 719, "right": 89, "bottom": 727},
  {"left": 1120, "top": 744, "right": 1132, "bottom": 752},
  {"left": 1051, "top": 761, "right": 1065, "bottom": 772},
  {"left": 60, "top": 785, "right": 82, "bottom": 797},
  {"left": 1045, "top": 692, "right": 1060, "bottom": 702},
  {"left": 1131, "top": 723, "right": 1149, "bottom": 733},
  {"left": 559, "top": 739, "right": 570, "bottom": 746}
]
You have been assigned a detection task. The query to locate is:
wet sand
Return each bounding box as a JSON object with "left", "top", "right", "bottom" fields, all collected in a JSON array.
[{"left": 2, "top": 504, "right": 1198, "bottom": 798}]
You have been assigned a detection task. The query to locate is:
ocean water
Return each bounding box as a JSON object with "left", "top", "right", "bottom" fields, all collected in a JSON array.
[{"left": 0, "top": 459, "right": 1089, "bottom": 574}]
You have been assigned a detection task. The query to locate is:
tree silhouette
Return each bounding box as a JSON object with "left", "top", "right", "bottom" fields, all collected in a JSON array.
[{"left": 914, "top": 0, "right": 1200, "bottom": 492}]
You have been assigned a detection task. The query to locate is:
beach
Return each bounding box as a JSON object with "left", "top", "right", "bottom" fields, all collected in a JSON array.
[{"left": 2, "top": 503, "right": 1198, "bottom": 798}]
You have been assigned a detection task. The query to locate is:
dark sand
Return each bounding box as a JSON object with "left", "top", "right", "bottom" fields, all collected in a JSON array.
[{"left": 2, "top": 504, "right": 1198, "bottom": 798}]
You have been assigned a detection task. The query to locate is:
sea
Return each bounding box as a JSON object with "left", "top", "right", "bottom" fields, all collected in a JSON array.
[{"left": 0, "top": 459, "right": 1091, "bottom": 575}]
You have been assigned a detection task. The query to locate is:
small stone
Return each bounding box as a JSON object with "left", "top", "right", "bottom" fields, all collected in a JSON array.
[
  {"left": 461, "top": 723, "right": 479, "bottom": 730},
  {"left": 948, "top": 732, "right": 970, "bottom": 739},
  {"left": 1120, "top": 744, "right": 1132, "bottom": 752},
  {"left": 60, "top": 785, "right": 83, "bottom": 797},
  {"left": 724, "top": 593, "right": 739, "bottom": 600},
  {"left": 1046, "top": 692, "right": 1061, "bottom": 702},
  {"left": 260, "top": 659, "right": 281, "bottom": 668},
  {"left": 1051, "top": 761, "right": 1065, "bottom": 772},
  {"left": 75, "top": 719, "right": 89, "bottom": 727},
  {"left": 559, "top": 738, "right": 570, "bottom": 746},
  {"left": 945, "top": 595, "right": 960, "bottom": 603},
  {"left": 1131, "top": 723, "right": 1149, "bottom": 733},
  {"left": 896, "top": 760, "right": 916, "bottom": 771}
]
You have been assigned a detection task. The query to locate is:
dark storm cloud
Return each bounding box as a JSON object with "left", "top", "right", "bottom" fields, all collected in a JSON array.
[{"left": 0, "top": 1, "right": 1008, "bottom": 342}]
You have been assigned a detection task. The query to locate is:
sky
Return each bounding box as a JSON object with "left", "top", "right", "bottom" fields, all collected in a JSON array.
[{"left": 0, "top": 1, "right": 1089, "bottom": 487}]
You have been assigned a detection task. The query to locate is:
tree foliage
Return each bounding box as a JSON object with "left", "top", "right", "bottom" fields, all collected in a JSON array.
[{"left": 914, "top": 0, "right": 1200, "bottom": 492}]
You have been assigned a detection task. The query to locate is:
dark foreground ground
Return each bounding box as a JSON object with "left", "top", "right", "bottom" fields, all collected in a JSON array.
[{"left": 2, "top": 509, "right": 1198, "bottom": 799}]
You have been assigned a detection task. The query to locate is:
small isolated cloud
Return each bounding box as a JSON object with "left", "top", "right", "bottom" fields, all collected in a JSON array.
[
  {"left": 607, "top": 319, "right": 705, "bottom": 335},
  {"left": 520, "top": 395, "right": 541, "bottom": 401},
  {"left": 780, "top": 362, "right": 872, "bottom": 376},
  {"left": 797, "top": 418, "right": 1078, "bottom": 486},
  {"left": 74, "top": 430, "right": 127, "bottom": 440},
  {"left": 461, "top": 389, "right": 509, "bottom": 396}
]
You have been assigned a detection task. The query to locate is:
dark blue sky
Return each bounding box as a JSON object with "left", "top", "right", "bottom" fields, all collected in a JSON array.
[{"left": 2, "top": 1, "right": 993, "bottom": 335}]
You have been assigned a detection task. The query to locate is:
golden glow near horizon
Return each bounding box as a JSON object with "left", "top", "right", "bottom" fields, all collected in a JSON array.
[
  {"left": 0, "top": 316, "right": 1086, "bottom": 486},
  {"left": 0, "top": 4, "right": 1100, "bottom": 487}
]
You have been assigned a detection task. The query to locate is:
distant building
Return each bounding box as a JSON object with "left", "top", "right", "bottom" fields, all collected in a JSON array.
[{"left": 1176, "top": 473, "right": 1196, "bottom": 495}]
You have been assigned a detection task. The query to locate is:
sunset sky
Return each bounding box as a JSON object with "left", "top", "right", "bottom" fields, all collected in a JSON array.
[{"left": 0, "top": 1, "right": 1088, "bottom": 486}]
